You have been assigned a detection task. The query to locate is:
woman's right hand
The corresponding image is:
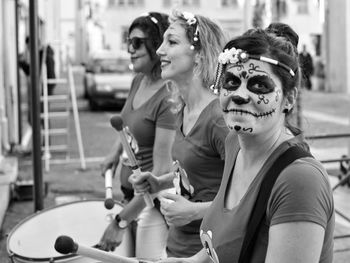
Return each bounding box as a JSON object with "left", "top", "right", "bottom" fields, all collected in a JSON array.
[
  {"left": 100, "top": 152, "right": 119, "bottom": 177},
  {"left": 129, "top": 171, "right": 162, "bottom": 194},
  {"left": 97, "top": 220, "right": 125, "bottom": 252}
]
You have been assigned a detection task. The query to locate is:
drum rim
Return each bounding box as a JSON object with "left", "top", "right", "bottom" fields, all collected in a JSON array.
[{"left": 6, "top": 198, "right": 123, "bottom": 261}]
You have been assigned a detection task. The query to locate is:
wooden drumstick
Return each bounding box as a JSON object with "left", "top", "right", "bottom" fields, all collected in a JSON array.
[
  {"left": 110, "top": 115, "right": 154, "bottom": 208},
  {"left": 55, "top": 235, "right": 146, "bottom": 263}
]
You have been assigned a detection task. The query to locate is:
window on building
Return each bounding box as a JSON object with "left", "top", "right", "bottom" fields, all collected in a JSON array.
[
  {"left": 221, "top": 0, "right": 238, "bottom": 7},
  {"left": 295, "top": 0, "right": 309, "bottom": 14},
  {"left": 163, "top": 0, "right": 172, "bottom": 7},
  {"left": 121, "top": 27, "right": 129, "bottom": 50},
  {"left": 108, "top": 0, "right": 115, "bottom": 7},
  {"left": 113, "top": 0, "right": 143, "bottom": 7},
  {"left": 277, "top": 0, "right": 288, "bottom": 17}
]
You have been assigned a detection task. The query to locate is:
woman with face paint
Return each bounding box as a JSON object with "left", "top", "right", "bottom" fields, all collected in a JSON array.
[
  {"left": 98, "top": 12, "right": 178, "bottom": 260},
  {"left": 177, "top": 28, "right": 334, "bottom": 263},
  {"left": 130, "top": 11, "right": 233, "bottom": 258}
]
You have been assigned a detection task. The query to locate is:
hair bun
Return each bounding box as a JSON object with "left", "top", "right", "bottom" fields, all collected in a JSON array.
[{"left": 265, "top": 22, "right": 299, "bottom": 49}]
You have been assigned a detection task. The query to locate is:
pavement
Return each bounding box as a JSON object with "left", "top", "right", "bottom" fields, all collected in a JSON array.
[{"left": 1, "top": 88, "right": 350, "bottom": 262}]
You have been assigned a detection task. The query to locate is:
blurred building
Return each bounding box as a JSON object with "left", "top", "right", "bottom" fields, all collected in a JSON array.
[
  {"left": 96, "top": 0, "right": 253, "bottom": 53},
  {"left": 323, "top": 0, "right": 350, "bottom": 94}
]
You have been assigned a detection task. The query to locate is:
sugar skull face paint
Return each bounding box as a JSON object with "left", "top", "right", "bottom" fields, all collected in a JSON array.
[{"left": 220, "top": 60, "right": 285, "bottom": 135}]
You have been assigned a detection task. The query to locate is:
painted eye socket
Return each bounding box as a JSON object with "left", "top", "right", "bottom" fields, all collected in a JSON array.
[
  {"left": 247, "top": 75, "right": 276, "bottom": 94},
  {"left": 222, "top": 74, "right": 241, "bottom": 91}
]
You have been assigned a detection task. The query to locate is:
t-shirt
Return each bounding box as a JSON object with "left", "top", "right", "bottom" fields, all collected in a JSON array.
[
  {"left": 120, "top": 74, "right": 177, "bottom": 182},
  {"left": 200, "top": 133, "right": 334, "bottom": 263},
  {"left": 166, "top": 99, "right": 231, "bottom": 257}
]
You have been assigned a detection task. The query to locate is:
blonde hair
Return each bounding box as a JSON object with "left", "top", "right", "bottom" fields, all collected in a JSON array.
[{"left": 170, "top": 10, "right": 227, "bottom": 89}]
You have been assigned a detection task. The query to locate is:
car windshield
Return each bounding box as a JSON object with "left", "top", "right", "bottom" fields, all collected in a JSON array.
[{"left": 92, "top": 58, "right": 130, "bottom": 74}]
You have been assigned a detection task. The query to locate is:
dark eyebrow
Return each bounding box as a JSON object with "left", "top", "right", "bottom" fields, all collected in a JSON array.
[{"left": 224, "top": 71, "right": 238, "bottom": 79}]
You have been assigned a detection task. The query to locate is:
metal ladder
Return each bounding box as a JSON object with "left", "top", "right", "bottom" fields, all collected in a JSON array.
[{"left": 41, "top": 45, "right": 86, "bottom": 171}]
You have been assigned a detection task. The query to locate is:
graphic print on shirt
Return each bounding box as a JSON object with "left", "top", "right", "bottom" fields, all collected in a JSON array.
[
  {"left": 172, "top": 160, "right": 194, "bottom": 199},
  {"left": 121, "top": 126, "right": 140, "bottom": 166},
  {"left": 200, "top": 229, "right": 219, "bottom": 263}
]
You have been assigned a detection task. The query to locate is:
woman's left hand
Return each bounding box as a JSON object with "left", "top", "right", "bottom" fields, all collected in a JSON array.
[{"left": 159, "top": 192, "right": 197, "bottom": 226}]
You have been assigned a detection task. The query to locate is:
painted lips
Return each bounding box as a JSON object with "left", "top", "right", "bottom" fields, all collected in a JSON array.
[{"left": 222, "top": 108, "right": 276, "bottom": 118}]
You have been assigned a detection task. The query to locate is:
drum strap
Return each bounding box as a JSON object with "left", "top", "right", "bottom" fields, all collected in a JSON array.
[{"left": 238, "top": 146, "right": 313, "bottom": 263}]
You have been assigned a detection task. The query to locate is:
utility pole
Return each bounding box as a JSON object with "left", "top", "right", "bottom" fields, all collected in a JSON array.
[
  {"left": 29, "top": 0, "right": 44, "bottom": 211},
  {"left": 15, "top": 0, "right": 22, "bottom": 144}
]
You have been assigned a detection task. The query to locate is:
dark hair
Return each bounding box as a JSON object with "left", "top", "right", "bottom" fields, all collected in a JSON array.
[
  {"left": 265, "top": 22, "right": 299, "bottom": 50},
  {"left": 128, "top": 12, "right": 169, "bottom": 79},
  {"left": 223, "top": 28, "right": 301, "bottom": 134}
]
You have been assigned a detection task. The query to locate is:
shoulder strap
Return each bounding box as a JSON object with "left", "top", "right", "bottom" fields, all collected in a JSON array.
[{"left": 238, "top": 146, "right": 313, "bottom": 263}]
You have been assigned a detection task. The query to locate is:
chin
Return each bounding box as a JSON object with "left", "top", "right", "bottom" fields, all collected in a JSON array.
[{"left": 161, "top": 71, "right": 173, "bottom": 81}]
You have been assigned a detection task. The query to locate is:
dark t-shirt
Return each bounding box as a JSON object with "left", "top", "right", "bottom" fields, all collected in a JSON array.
[
  {"left": 200, "top": 134, "right": 334, "bottom": 263},
  {"left": 166, "top": 99, "right": 231, "bottom": 257},
  {"left": 120, "top": 74, "right": 177, "bottom": 186}
]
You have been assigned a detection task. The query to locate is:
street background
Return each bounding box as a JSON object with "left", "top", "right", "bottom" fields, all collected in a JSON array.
[{"left": 1, "top": 70, "right": 350, "bottom": 262}]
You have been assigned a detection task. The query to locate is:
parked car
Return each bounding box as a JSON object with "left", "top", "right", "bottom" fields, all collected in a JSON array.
[{"left": 83, "top": 50, "right": 134, "bottom": 110}]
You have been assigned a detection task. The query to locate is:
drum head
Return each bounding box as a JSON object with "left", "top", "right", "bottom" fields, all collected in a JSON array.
[{"left": 7, "top": 200, "right": 134, "bottom": 261}]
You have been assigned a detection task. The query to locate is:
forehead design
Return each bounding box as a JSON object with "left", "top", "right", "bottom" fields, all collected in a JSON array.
[{"left": 210, "top": 47, "right": 295, "bottom": 94}]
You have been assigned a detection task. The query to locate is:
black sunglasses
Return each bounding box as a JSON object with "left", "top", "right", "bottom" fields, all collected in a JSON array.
[{"left": 127, "top": 37, "right": 148, "bottom": 50}]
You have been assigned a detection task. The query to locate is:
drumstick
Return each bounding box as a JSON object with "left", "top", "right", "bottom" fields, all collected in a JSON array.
[
  {"left": 55, "top": 235, "right": 142, "bottom": 263},
  {"left": 110, "top": 115, "right": 154, "bottom": 208},
  {"left": 104, "top": 169, "right": 115, "bottom": 209}
]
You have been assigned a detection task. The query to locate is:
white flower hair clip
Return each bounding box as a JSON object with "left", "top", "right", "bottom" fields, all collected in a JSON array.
[
  {"left": 181, "top": 11, "right": 200, "bottom": 50},
  {"left": 218, "top": 48, "right": 248, "bottom": 64},
  {"left": 209, "top": 47, "right": 295, "bottom": 95},
  {"left": 182, "top": 11, "right": 197, "bottom": 25}
]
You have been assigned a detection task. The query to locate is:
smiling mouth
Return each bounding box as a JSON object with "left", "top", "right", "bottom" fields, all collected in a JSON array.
[
  {"left": 222, "top": 108, "right": 276, "bottom": 118},
  {"left": 160, "top": 60, "right": 170, "bottom": 67}
]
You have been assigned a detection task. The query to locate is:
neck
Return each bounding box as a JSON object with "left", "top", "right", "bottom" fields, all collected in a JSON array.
[
  {"left": 238, "top": 127, "right": 292, "bottom": 167},
  {"left": 176, "top": 77, "right": 216, "bottom": 112},
  {"left": 143, "top": 74, "right": 162, "bottom": 88}
]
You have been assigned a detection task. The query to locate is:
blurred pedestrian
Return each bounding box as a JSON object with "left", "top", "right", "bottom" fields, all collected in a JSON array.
[
  {"left": 163, "top": 26, "right": 334, "bottom": 263},
  {"left": 19, "top": 36, "right": 56, "bottom": 125},
  {"left": 299, "top": 44, "right": 314, "bottom": 90},
  {"left": 129, "top": 10, "right": 233, "bottom": 258},
  {"left": 99, "top": 12, "right": 177, "bottom": 260}
]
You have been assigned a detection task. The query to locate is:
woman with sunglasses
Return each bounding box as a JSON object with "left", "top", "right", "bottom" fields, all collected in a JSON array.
[
  {"left": 129, "top": 11, "right": 233, "bottom": 258},
  {"left": 160, "top": 26, "right": 334, "bottom": 263},
  {"left": 99, "top": 12, "right": 178, "bottom": 260}
]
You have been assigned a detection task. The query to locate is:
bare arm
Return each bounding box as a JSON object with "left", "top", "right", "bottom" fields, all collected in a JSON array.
[
  {"left": 151, "top": 127, "right": 176, "bottom": 176},
  {"left": 101, "top": 138, "right": 123, "bottom": 176},
  {"left": 265, "top": 222, "right": 325, "bottom": 263}
]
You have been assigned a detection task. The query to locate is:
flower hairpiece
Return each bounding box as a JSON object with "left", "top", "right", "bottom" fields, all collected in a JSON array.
[
  {"left": 181, "top": 11, "right": 199, "bottom": 50},
  {"left": 182, "top": 11, "right": 197, "bottom": 25},
  {"left": 218, "top": 48, "right": 249, "bottom": 64},
  {"left": 217, "top": 47, "right": 295, "bottom": 77},
  {"left": 210, "top": 47, "right": 295, "bottom": 95}
]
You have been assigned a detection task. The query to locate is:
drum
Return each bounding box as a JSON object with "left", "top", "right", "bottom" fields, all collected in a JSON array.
[{"left": 7, "top": 200, "right": 134, "bottom": 262}]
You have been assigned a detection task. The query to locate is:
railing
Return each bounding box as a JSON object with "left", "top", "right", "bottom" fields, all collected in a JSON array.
[
  {"left": 305, "top": 133, "right": 350, "bottom": 239},
  {"left": 305, "top": 133, "right": 350, "bottom": 163}
]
